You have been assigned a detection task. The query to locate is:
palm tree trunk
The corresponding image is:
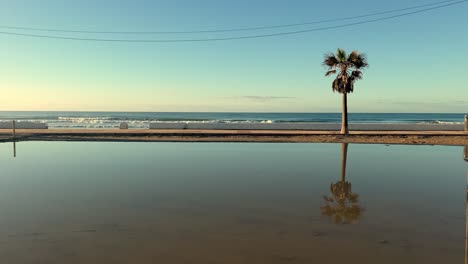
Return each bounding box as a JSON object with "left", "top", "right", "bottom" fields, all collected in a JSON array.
[
  {"left": 341, "top": 92, "right": 349, "bottom": 135},
  {"left": 341, "top": 143, "right": 348, "bottom": 183}
]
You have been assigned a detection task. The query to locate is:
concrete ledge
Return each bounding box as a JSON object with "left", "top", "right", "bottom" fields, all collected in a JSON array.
[
  {"left": 0, "top": 122, "right": 48, "bottom": 129},
  {"left": 149, "top": 122, "right": 463, "bottom": 131},
  {"left": 349, "top": 124, "right": 463, "bottom": 131},
  {"left": 150, "top": 123, "right": 187, "bottom": 129}
]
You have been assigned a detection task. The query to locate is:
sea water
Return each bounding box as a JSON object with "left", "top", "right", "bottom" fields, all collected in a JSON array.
[{"left": 0, "top": 111, "right": 464, "bottom": 129}]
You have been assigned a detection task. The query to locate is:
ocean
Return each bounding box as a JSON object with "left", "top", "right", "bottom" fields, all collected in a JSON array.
[{"left": 0, "top": 112, "right": 465, "bottom": 129}]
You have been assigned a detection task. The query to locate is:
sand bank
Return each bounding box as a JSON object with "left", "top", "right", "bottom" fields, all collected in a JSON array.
[{"left": 0, "top": 129, "right": 466, "bottom": 145}]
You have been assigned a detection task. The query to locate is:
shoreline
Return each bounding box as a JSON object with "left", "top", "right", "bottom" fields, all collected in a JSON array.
[
  {"left": 1, "top": 122, "right": 464, "bottom": 131},
  {"left": 0, "top": 129, "right": 467, "bottom": 146}
]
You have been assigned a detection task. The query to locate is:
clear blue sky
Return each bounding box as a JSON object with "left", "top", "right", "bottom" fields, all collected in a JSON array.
[{"left": 1, "top": 0, "right": 467, "bottom": 112}]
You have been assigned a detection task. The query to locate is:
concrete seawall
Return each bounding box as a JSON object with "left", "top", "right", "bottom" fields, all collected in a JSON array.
[
  {"left": 0, "top": 122, "right": 48, "bottom": 129},
  {"left": 149, "top": 122, "right": 464, "bottom": 131}
]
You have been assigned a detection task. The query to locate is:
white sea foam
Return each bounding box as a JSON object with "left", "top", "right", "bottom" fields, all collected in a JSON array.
[
  {"left": 57, "top": 117, "right": 113, "bottom": 123},
  {"left": 0, "top": 114, "right": 464, "bottom": 130},
  {"left": 419, "top": 120, "right": 463, "bottom": 125}
]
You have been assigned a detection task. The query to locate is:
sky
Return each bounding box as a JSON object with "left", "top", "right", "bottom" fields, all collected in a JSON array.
[{"left": 0, "top": 0, "right": 467, "bottom": 113}]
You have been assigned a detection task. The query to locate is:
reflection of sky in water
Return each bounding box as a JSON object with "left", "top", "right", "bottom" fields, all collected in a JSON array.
[{"left": 0, "top": 142, "right": 466, "bottom": 263}]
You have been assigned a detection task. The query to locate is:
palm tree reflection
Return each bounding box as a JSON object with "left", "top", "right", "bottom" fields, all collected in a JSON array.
[{"left": 321, "top": 143, "right": 363, "bottom": 224}]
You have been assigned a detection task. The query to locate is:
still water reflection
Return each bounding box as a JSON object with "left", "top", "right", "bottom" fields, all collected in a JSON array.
[
  {"left": 321, "top": 143, "right": 363, "bottom": 224},
  {"left": 0, "top": 142, "right": 467, "bottom": 264}
]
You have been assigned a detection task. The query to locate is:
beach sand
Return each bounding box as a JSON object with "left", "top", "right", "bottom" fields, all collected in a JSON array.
[
  {"left": 0, "top": 129, "right": 467, "bottom": 145},
  {"left": 1, "top": 210, "right": 459, "bottom": 264}
]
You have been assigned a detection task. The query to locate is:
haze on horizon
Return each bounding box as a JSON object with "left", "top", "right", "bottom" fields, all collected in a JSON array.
[{"left": 1, "top": 0, "right": 467, "bottom": 113}]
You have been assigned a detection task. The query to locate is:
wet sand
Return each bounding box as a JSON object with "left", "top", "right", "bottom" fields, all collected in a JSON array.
[
  {"left": 1, "top": 209, "right": 460, "bottom": 264},
  {"left": 0, "top": 129, "right": 467, "bottom": 145}
]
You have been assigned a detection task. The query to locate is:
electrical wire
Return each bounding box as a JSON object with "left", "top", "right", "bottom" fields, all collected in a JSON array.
[
  {"left": 0, "top": 0, "right": 465, "bottom": 43},
  {"left": 0, "top": 0, "right": 461, "bottom": 34}
]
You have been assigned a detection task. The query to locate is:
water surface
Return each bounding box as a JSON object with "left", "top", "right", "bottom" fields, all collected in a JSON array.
[
  {"left": 0, "top": 142, "right": 466, "bottom": 263},
  {"left": 0, "top": 112, "right": 463, "bottom": 128}
]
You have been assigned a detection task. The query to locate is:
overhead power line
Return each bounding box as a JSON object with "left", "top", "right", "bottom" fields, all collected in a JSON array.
[
  {"left": 0, "top": 0, "right": 461, "bottom": 34},
  {"left": 0, "top": 0, "right": 465, "bottom": 43}
]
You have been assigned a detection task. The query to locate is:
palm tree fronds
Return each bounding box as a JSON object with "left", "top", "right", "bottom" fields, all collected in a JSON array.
[
  {"left": 325, "top": 70, "right": 337, "bottom": 76},
  {"left": 347, "top": 50, "right": 360, "bottom": 62},
  {"left": 332, "top": 78, "right": 340, "bottom": 93},
  {"left": 346, "top": 79, "right": 354, "bottom": 93},
  {"left": 323, "top": 53, "right": 338, "bottom": 67},
  {"left": 351, "top": 70, "right": 363, "bottom": 79},
  {"left": 323, "top": 49, "right": 368, "bottom": 93},
  {"left": 332, "top": 77, "right": 349, "bottom": 94},
  {"left": 348, "top": 51, "right": 368, "bottom": 69},
  {"left": 337, "top": 48, "right": 347, "bottom": 63}
]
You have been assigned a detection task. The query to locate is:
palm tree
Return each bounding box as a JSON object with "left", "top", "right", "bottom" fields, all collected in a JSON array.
[
  {"left": 321, "top": 143, "right": 363, "bottom": 224},
  {"left": 323, "top": 49, "right": 368, "bottom": 135}
]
